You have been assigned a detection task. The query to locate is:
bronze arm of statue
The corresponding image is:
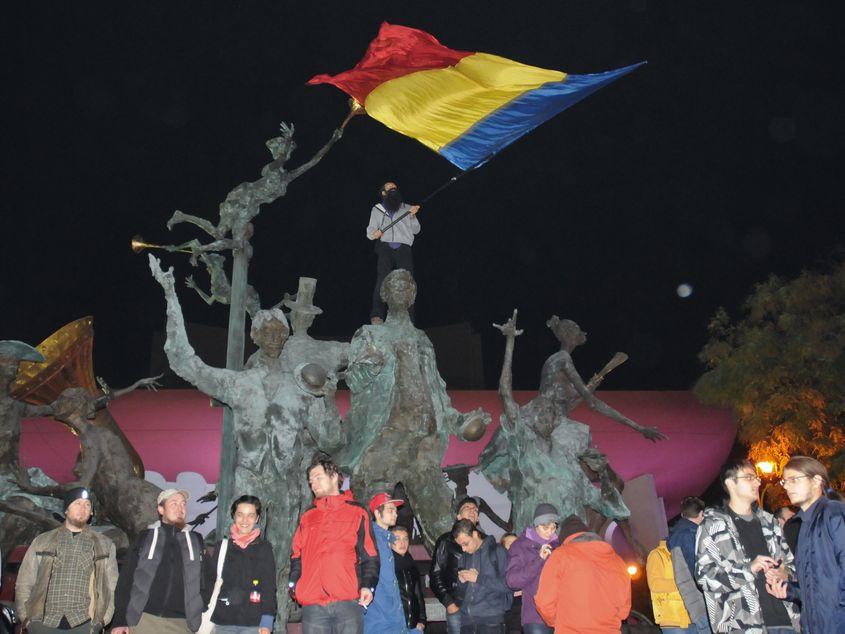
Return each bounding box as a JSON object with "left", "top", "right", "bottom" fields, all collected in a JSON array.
[
  {"left": 0, "top": 498, "right": 61, "bottom": 531},
  {"left": 557, "top": 352, "right": 666, "bottom": 442},
  {"left": 97, "top": 373, "right": 163, "bottom": 403},
  {"left": 283, "top": 126, "right": 343, "bottom": 183},
  {"left": 303, "top": 371, "right": 346, "bottom": 455},
  {"left": 555, "top": 352, "right": 628, "bottom": 412},
  {"left": 492, "top": 309, "right": 524, "bottom": 430},
  {"left": 148, "top": 255, "right": 241, "bottom": 404}
]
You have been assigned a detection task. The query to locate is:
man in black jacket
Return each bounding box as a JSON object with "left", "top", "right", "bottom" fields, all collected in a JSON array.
[
  {"left": 112, "top": 489, "right": 204, "bottom": 634},
  {"left": 429, "top": 497, "right": 479, "bottom": 634},
  {"left": 390, "top": 526, "right": 427, "bottom": 631}
]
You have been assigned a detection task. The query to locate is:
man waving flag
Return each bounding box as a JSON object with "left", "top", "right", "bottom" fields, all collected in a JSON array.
[{"left": 309, "top": 22, "right": 645, "bottom": 170}]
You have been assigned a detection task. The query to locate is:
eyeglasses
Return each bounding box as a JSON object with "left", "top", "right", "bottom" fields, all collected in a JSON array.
[
  {"left": 734, "top": 474, "right": 761, "bottom": 482},
  {"left": 779, "top": 475, "right": 810, "bottom": 487}
]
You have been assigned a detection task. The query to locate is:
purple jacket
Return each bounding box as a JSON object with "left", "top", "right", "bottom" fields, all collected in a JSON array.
[{"left": 505, "top": 529, "right": 560, "bottom": 625}]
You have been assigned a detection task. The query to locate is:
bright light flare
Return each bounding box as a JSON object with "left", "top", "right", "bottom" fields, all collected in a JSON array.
[
  {"left": 756, "top": 461, "right": 776, "bottom": 475},
  {"left": 627, "top": 564, "right": 639, "bottom": 577}
]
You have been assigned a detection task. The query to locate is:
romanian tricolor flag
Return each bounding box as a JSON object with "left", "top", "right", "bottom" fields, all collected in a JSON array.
[{"left": 309, "top": 23, "right": 645, "bottom": 170}]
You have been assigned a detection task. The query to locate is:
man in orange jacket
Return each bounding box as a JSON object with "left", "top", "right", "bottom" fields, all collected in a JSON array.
[
  {"left": 289, "top": 455, "right": 380, "bottom": 633},
  {"left": 535, "top": 516, "right": 631, "bottom": 633}
]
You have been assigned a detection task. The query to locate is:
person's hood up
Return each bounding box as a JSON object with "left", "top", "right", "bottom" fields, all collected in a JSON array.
[{"left": 563, "top": 531, "right": 623, "bottom": 565}]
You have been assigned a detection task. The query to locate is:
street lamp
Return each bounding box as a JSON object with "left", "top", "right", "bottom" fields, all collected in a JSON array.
[
  {"left": 755, "top": 460, "right": 779, "bottom": 510},
  {"left": 756, "top": 461, "right": 776, "bottom": 475}
]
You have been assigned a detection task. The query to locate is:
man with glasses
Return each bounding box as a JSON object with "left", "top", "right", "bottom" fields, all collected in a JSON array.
[{"left": 695, "top": 459, "right": 800, "bottom": 633}]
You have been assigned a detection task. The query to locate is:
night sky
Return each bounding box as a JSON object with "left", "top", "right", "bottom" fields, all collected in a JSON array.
[{"left": 3, "top": 2, "right": 843, "bottom": 392}]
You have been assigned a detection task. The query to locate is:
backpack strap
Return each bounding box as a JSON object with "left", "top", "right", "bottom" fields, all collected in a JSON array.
[{"left": 216, "top": 538, "right": 229, "bottom": 579}]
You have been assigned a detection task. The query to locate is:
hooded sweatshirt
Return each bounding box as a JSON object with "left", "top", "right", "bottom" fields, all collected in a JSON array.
[
  {"left": 459, "top": 535, "right": 512, "bottom": 626},
  {"left": 534, "top": 531, "right": 631, "bottom": 633}
]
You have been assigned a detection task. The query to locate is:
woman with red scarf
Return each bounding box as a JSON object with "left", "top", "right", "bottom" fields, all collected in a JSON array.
[{"left": 202, "top": 495, "right": 277, "bottom": 633}]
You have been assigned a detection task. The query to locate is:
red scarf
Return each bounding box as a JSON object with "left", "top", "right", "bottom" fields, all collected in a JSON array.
[{"left": 229, "top": 524, "right": 260, "bottom": 549}]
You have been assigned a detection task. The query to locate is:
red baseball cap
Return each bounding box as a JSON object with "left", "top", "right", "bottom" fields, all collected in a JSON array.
[{"left": 368, "top": 492, "right": 405, "bottom": 514}]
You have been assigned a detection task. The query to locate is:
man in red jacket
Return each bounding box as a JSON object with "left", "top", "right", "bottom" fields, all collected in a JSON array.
[{"left": 289, "top": 455, "right": 380, "bottom": 633}]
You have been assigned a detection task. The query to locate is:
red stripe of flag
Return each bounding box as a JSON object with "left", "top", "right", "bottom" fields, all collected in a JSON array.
[{"left": 307, "top": 22, "right": 472, "bottom": 105}]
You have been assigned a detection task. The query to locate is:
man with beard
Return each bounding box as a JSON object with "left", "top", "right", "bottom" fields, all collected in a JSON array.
[
  {"left": 15, "top": 487, "right": 118, "bottom": 633},
  {"left": 112, "top": 489, "right": 204, "bottom": 634},
  {"left": 289, "top": 455, "right": 379, "bottom": 634},
  {"left": 365, "top": 181, "right": 421, "bottom": 324}
]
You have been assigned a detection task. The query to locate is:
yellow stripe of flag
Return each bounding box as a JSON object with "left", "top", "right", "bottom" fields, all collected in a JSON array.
[{"left": 365, "top": 53, "right": 565, "bottom": 152}]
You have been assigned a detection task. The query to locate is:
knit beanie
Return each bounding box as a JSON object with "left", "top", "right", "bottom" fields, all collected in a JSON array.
[{"left": 533, "top": 503, "right": 560, "bottom": 526}]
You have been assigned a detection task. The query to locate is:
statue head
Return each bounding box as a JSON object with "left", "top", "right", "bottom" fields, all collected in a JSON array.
[
  {"left": 250, "top": 308, "right": 290, "bottom": 359},
  {"left": 204, "top": 252, "right": 226, "bottom": 270},
  {"left": 380, "top": 269, "right": 416, "bottom": 313},
  {"left": 266, "top": 123, "right": 296, "bottom": 162},
  {"left": 547, "top": 316, "right": 586, "bottom": 351},
  {"left": 528, "top": 394, "right": 558, "bottom": 441},
  {"left": 52, "top": 387, "right": 97, "bottom": 430}
]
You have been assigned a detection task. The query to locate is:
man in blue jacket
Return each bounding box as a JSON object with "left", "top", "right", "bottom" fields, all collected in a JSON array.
[
  {"left": 452, "top": 519, "right": 513, "bottom": 633},
  {"left": 667, "top": 496, "right": 710, "bottom": 632},
  {"left": 768, "top": 456, "right": 845, "bottom": 633},
  {"left": 364, "top": 493, "right": 409, "bottom": 634}
]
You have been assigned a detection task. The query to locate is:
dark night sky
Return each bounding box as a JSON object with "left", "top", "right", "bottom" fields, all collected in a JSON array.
[{"left": 2, "top": 2, "right": 843, "bottom": 392}]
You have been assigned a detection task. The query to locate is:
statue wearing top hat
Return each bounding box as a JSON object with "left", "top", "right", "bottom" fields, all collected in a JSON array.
[{"left": 149, "top": 257, "right": 346, "bottom": 625}]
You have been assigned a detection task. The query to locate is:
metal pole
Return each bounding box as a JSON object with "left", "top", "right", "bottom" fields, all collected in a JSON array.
[
  {"left": 374, "top": 166, "right": 477, "bottom": 234},
  {"left": 216, "top": 236, "right": 250, "bottom": 538}
]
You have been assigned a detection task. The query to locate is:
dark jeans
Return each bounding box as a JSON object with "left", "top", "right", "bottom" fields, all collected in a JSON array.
[
  {"left": 446, "top": 610, "right": 461, "bottom": 634},
  {"left": 460, "top": 625, "right": 504, "bottom": 634},
  {"left": 302, "top": 600, "right": 362, "bottom": 634},
  {"left": 371, "top": 242, "right": 414, "bottom": 319},
  {"left": 522, "top": 624, "right": 553, "bottom": 634}
]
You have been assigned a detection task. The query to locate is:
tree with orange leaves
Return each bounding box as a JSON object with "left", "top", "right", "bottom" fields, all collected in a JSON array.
[{"left": 695, "top": 260, "right": 845, "bottom": 486}]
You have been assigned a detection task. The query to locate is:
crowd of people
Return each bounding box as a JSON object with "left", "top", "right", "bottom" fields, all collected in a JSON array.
[
  {"left": 646, "top": 456, "right": 845, "bottom": 634},
  {"left": 10, "top": 453, "right": 845, "bottom": 633}
]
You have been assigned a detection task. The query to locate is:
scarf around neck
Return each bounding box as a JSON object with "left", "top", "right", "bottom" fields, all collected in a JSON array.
[
  {"left": 526, "top": 526, "right": 557, "bottom": 545},
  {"left": 230, "top": 524, "right": 261, "bottom": 549}
]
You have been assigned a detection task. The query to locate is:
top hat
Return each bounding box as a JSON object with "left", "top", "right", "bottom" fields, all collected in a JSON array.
[{"left": 283, "top": 277, "right": 323, "bottom": 316}]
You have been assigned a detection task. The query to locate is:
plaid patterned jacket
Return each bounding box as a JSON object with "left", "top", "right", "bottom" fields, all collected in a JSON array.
[{"left": 695, "top": 506, "right": 801, "bottom": 633}]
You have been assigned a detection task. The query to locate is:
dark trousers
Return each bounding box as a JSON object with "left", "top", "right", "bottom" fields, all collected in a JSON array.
[
  {"left": 371, "top": 242, "right": 414, "bottom": 319},
  {"left": 27, "top": 622, "right": 99, "bottom": 633},
  {"left": 460, "top": 625, "right": 504, "bottom": 634},
  {"left": 301, "top": 600, "right": 362, "bottom": 634}
]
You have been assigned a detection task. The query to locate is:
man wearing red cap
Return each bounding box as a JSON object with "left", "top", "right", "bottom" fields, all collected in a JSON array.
[{"left": 363, "top": 493, "right": 409, "bottom": 633}]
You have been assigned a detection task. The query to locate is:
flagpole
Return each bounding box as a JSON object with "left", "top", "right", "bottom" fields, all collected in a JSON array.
[{"left": 376, "top": 158, "right": 487, "bottom": 233}]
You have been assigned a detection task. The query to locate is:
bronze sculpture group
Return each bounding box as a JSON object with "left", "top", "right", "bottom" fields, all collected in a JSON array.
[{"left": 1, "top": 117, "right": 666, "bottom": 632}]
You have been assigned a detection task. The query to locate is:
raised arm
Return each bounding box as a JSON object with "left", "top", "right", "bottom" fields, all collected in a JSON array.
[
  {"left": 286, "top": 127, "right": 344, "bottom": 183},
  {"left": 148, "top": 255, "right": 239, "bottom": 404},
  {"left": 492, "top": 310, "right": 522, "bottom": 429}
]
